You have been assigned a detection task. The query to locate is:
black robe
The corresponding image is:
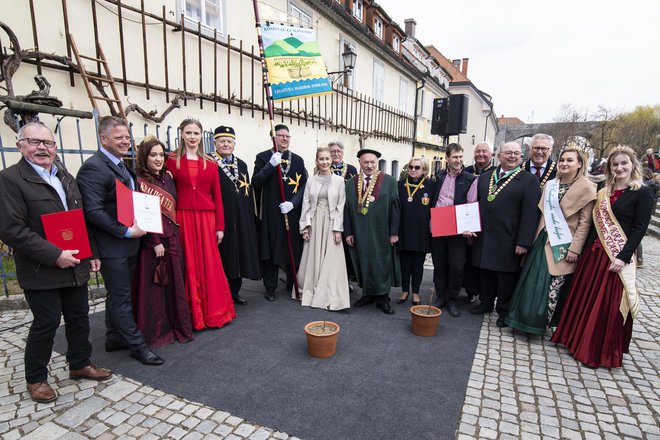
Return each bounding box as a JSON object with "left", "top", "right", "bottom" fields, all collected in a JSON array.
[
  {"left": 472, "top": 167, "right": 541, "bottom": 272},
  {"left": 252, "top": 148, "right": 307, "bottom": 266},
  {"left": 332, "top": 162, "right": 358, "bottom": 181},
  {"left": 396, "top": 177, "right": 436, "bottom": 253},
  {"left": 216, "top": 156, "right": 261, "bottom": 280}
]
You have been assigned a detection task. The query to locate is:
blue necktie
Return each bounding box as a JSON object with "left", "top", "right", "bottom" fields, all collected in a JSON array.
[{"left": 117, "top": 161, "right": 134, "bottom": 190}]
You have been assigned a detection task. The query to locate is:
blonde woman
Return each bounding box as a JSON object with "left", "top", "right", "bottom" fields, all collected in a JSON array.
[
  {"left": 294, "top": 146, "right": 349, "bottom": 310},
  {"left": 506, "top": 147, "right": 597, "bottom": 334},
  {"left": 165, "top": 119, "right": 235, "bottom": 330},
  {"left": 551, "top": 146, "right": 654, "bottom": 368}
]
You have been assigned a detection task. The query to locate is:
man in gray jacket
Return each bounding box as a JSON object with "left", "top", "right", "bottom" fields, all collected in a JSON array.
[{"left": 0, "top": 122, "right": 112, "bottom": 403}]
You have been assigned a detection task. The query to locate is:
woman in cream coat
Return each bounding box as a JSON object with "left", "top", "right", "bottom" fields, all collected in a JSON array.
[
  {"left": 293, "top": 146, "right": 349, "bottom": 310},
  {"left": 505, "top": 147, "right": 597, "bottom": 334}
]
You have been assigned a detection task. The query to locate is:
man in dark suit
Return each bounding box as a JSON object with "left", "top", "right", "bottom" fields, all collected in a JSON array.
[
  {"left": 0, "top": 122, "right": 112, "bottom": 403},
  {"left": 329, "top": 141, "right": 358, "bottom": 180},
  {"left": 252, "top": 124, "right": 307, "bottom": 301},
  {"left": 524, "top": 133, "right": 557, "bottom": 188},
  {"left": 466, "top": 142, "right": 541, "bottom": 327},
  {"left": 77, "top": 116, "right": 163, "bottom": 365}
]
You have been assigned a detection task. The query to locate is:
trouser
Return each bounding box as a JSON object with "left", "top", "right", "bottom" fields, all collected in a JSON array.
[
  {"left": 399, "top": 251, "right": 426, "bottom": 293},
  {"left": 462, "top": 243, "right": 479, "bottom": 296},
  {"left": 478, "top": 269, "right": 520, "bottom": 316},
  {"left": 431, "top": 235, "right": 467, "bottom": 301},
  {"left": 24, "top": 285, "right": 92, "bottom": 383},
  {"left": 100, "top": 255, "right": 145, "bottom": 350},
  {"left": 260, "top": 260, "right": 294, "bottom": 292},
  {"left": 229, "top": 278, "right": 242, "bottom": 298}
]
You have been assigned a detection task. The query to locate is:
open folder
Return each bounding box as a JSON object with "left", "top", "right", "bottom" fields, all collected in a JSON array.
[
  {"left": 41, "top": 208, "right": 92, "bottom": 259},
  {"left": 116, "top": 178, "right": 163, "bottom": 234},
  {"left": 431, "top": 202, "right": 482, "bottom": 237}
]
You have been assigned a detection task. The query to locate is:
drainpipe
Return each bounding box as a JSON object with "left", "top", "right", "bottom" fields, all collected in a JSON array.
[{"left": 411, "top": 76, "right": 426, "bottom": 157}]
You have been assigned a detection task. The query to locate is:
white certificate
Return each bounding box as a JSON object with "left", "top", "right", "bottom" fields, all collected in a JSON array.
[
  {"left": 132, "top": 192, "right": 163, "bottom": 234},
  {"left": 455, "top": 202, "right": 481, "bottom": 233}
]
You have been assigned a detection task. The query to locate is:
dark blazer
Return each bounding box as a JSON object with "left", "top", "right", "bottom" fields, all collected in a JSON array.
[
  {"left": 77, "top": 150, "right": 140, "bottom": 258},
  {"left": 524, "top": 159, "right": 557, "bottom": 185},
  {"left": 0, "top": 158, "right": 93, "bottom": 290},
  {"left": 587, "top": 185, "right": 654, "bottom": 263},
  {"left": 472, "top": 168, "right": 542, "bottom": 272}
]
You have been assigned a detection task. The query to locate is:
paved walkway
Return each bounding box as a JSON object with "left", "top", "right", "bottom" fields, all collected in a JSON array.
[{"left": 0, "top": 237, "right": 658, "bottom": 440}]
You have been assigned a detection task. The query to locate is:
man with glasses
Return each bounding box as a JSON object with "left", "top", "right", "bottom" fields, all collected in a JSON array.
[
  {"left": 0, "top": 122, "right": 113, "bottom": 403},
  {"left": 77, "top": 116, "right": 164, "bottom": 366},
  {"left": 430, "top": 143, "right": 478, "bottom": 317},
  {"left": 252, "top": 124, "right": 307, "bottom": 301},
  {"left": 464, "top": 142, "right": 541, "bottom": 327},
  {"left": 329, "top": 141, "right": 357, "bottom": 180},
  {"left": 524, "top": 133, "right": 557, "bottom": 188}
]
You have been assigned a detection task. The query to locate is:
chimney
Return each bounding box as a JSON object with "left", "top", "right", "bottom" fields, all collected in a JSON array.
[
  {"left": 452, "top": 59, "right": 461, "bottom": 70},
  {"left": 404, "top": 18, "right": 416, "bottom": 38},
  {"left": 461, "top": 58, "right": 469, "bottom": 77}
]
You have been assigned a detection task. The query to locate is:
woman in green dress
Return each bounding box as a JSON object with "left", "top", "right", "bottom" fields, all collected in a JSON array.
[{"left": 505, "top": 147, "right": 597, "bottom": 334}]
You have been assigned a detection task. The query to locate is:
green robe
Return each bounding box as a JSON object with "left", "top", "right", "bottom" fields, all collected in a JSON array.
[{"left": 344, "top": 173, "right": 401, "bottom": 295}]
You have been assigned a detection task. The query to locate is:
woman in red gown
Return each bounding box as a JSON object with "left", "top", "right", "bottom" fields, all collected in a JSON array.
[
  {"left": 132, "top": 136, "right": 193, "bottom": 347},
  {"left": 551, "top": 146, "right": 654, "bottom": 368},
  {"left": 165, "top": 119, "right": 235, "bottom": 330}
]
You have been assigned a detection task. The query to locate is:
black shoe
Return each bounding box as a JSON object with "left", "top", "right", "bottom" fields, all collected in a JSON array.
[
  {"left": 376, "top": 302, "right": 394, "bottom": 315},
  {"left": 130, "top": 346, "right": 164, "bottom": 366},
  {"left": 233, "top": 295, "right": 248, "bottom": 305},
  {"left": 397, "top": 293, "right": 409, "bottom": 304},
  {"left": 435, "top": 297, "right": 447, "bottom": 308},
  {"left": 286, "top": 278, "right": 294, "bottom": 291},
  {"left": 105, "top": 341, "right": 130, "bottom": 352},
  {"left": 447, "top": 301, "right": 461, "bottom": 317},
  {"left": 265, "top": 290, "right": 276, "bottom": 301},
  {"left": 465, "top": 293, "right": 478, "bottom": 304},
  {"left": 496, "top": 317, "right": 508, "bottom": 328},
  {"left": 353, "top": 296, "right": 374, "bottom": 307},
  {"left": 471, "top": 304, "right": 492, "bottom": 315},
  {"left": 411, "top": 294, "right": 421, "bottom": 306}
]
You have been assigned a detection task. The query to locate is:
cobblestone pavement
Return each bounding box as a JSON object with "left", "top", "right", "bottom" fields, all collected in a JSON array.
[
  {"left": 1, "top": 238, "right": 658, "bottom": 439},
  {"left": 456, "top": 235, "right": 660, "bottom": 440}
]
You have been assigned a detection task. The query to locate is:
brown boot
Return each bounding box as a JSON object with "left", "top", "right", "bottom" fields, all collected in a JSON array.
[
  {"left": 69, "top": 365, "right": 113, "bottom": 381},
  {"left": 27, "top": 382, "right": 57, "bottom": 403}
]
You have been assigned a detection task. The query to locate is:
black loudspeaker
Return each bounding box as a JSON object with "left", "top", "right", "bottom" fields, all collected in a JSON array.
[
  {"left": 446, "top": 94, "right": 469, "bottom": 135},
  {"left": 431, "top": 98, "right": 448, "bottom": 135}
]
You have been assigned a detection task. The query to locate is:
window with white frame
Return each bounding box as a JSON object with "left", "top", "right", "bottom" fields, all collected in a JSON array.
[
  {"left": 399, "top": 78, "right": 408, "bottom": 113},
  {"left": 418, "top": 89, "right": 425, "bottom": 118},
  {"left": 392, "top": 35, "right": 400, "bottom": 52},
  {"left": 352, "top": 0, "right": 363, "bottom": 21},
  {"left": 341, "top": 40, "right": 356, "bottom": 90},
  {"left": 180, "top": 0, "right": 225, "bottom": 37},
  {"left": 379, "top": 159, "right": 387, "bottom": 173},
  {"left": 374, "top": 17, "right": 383, "bottom": 39},
  {"left": 290, "top": 2, "right": 312, "bottom": 27},
  {"left": 373, "top": 61, "right": 384, "bottom": 102}
]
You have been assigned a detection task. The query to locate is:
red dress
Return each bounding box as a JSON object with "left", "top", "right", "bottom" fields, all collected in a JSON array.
[
  {"left": 166, "top": 155, "right": 235, "bottom": 330},
  {"left": 550, "top": 189, "right": 632, "bottom": 368}
]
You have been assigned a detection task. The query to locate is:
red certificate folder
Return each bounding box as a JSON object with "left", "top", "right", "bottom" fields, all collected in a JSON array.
[
  {"left": 431, "top": 205, "right": 458, "bottom": 237},
  {"left": 41, "top": 208, "right": 92, "bottom": 259},
  {"left": 116, "top": 178, "right": 134, "bottom": 227}
]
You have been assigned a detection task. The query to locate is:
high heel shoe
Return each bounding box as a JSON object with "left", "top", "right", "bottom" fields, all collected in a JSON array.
[
  {"left": 397, "top": 292, "right": 409, "bottom": 304},
  {"left": 412, "top": 293, "right": 421, "bottom": 306}
]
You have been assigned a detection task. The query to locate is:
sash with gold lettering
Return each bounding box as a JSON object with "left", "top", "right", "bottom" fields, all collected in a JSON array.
[
  {"left": 593, "top": 190, "right": 638, "bottom": 321},
  {"left": 138, "top": 178, "right": 177, "bottom": 225}
]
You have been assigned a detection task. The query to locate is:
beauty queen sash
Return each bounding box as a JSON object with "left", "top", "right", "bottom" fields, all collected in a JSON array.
[
  {"left": 543, "top": 179, "right": 573, "bottom": 263},
  {"left": 138, "top": 178, "right": 177, "bottom": 225},
  {"left": 593, "top": 190, "right": 638, "bottom": 322}
]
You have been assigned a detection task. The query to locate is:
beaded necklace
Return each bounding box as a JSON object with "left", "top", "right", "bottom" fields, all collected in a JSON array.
[
  {"left": 357, "top": 171, "right": 379, "bottom": 215},
  {"left": 487, "top": 167, "right": 522, "bottom": 202}
]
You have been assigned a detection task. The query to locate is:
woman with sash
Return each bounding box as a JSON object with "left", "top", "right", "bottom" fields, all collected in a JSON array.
[
  {"left": 551, "top": 146, "right": 654, "bottom": 368},
  {"left": 505, "top": 147, "right": 597, "bottom": 334},
  {"left": 166, "top": 119, "right": 235, "bottom": 330},
  {"left": 132, "top": 136, "right": 193, "bottom": 348},
  {"left": 294, "top": 146, "right": 349, "bottom": 310},
  {"left": 396, "top": 157, "right": 435, "bottom": 306}
]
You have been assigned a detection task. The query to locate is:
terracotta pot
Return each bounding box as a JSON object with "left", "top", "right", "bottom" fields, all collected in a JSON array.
[
  {"left": 304, "top": 321, "right": 340, "bottom": 358},
  {"left": 410, "top": 305, "right": 442, "bottom": 337}
]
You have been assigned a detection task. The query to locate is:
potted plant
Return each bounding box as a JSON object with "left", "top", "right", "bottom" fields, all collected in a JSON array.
[
  {"left": 304, "top": 306, "right": 340, "bottom": 358},
  {"left": 410, "top": 288, "right": 442, "bottom": 337}
]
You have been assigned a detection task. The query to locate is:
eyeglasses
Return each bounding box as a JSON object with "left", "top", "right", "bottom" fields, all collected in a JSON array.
[
  {"left": 18, "top": 138, "right": 57, "bottom": 148},
  {"left": 409, "top": 165, "right": 422, "bottom": 170},
  {"left": 276, "top": 134, "right": 291, "bottom": 139},
  {"left": 500, "top": 151, "right": 521, "bottom": 157},
  {"left": 532, "top": 147, "right": 550, "bottom": 152}
]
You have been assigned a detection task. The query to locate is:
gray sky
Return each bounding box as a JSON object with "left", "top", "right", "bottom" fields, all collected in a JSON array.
[{"left": 376, "top": 0, "right": 660, "bottom": 123}]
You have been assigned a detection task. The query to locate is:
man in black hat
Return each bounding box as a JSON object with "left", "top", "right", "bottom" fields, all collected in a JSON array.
[
  {"left": 212, "top": 126, "right": 261, "bottom": 305},
  {"left": 252, "top": 124, "right": 307, "bottom": 301},
  {"left": 344, "top": 149, "right": 401, "bottom": 315}
]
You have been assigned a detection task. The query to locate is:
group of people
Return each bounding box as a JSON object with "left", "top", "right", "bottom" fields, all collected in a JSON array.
[{"left": 0, "top": 120, "right": 654, "bottom": 404}]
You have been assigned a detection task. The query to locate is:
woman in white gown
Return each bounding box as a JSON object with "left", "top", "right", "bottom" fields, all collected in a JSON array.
[{"left": 293, "top": 146, "right": 349, "bottom": 310}]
